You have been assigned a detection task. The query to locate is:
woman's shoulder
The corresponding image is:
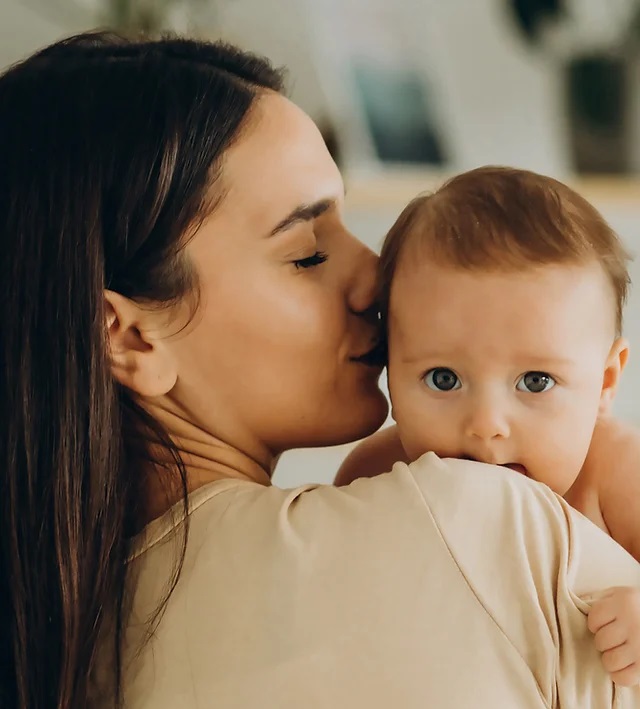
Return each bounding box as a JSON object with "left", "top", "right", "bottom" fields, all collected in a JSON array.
[
  {"left": 117, "top": 456, "right": 556, "bottom": 708},
  {"left": 131, "top": 452, "right": 565, "bottom": 563},
  {"left": 131, "top": 459, "right": 437, "bottom": 562}
]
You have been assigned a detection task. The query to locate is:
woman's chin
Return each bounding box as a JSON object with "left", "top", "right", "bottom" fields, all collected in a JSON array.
[
  {"left": 273, "top": 379, "right": 389, "bottom": 451},
  {"left": 330, "top": 389, "right": 390, "bottom": 446},
  {"left": 362, "top": 389, "right": 390, "bottom": 433}
]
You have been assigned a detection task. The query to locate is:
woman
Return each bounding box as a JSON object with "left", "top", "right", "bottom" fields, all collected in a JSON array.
[{"left": 1, "top": 32, "right": 639, "bottom": 709}]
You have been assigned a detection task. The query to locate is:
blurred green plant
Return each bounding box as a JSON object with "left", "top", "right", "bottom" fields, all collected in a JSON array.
[
  {"left": 629, "top": 2, "right": 640, "bottom": 49},
  {"left": 508, "top": 0, "right": 562, "bottom": 44},
  {"left": 508, "top": 0, "right": 640, "bottom": 55},
  {"left": 25, "top": 0, "right": 222, "bottom": 34},
  {"left": 506, "top": 0, "right": 640, "bottom": 172},
  {"left": 102, "top": 0, "right": 214, "bottom": 33}
]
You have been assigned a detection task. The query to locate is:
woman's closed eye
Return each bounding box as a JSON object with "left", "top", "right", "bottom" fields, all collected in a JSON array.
[{"left": 293, "top": 251, "right": 328, "bottom": 269}]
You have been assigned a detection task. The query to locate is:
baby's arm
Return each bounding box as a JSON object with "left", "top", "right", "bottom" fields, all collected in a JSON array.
[
  {"left": 334, "top": 425, "right": 410, "bottom": 486},
  {"left": 582, "top": 416, "right": 640, "bottom": 686}
]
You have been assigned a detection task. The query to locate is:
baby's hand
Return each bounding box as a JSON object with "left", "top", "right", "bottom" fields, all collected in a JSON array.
[{"left": 588, "top": 586, "right": 640, "bottom": 686}]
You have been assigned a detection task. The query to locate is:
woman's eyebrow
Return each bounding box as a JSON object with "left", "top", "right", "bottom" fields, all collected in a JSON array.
[{"left": 268, "top": 198, "right": 335, "bottom": 237}]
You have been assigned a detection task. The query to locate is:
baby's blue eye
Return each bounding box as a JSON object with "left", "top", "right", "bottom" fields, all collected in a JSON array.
[
  {"left": 516, "top": 371, "right": 555, "bottom": 393},
  {"left": 424, "top": 368, "right": 461, "bottom": 392}
]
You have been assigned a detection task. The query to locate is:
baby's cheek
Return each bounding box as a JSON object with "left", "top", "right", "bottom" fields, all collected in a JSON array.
[
  {"left": 395, "top": 402, "right": 451, "bottom": 463},
  {"left": 401, "top": 433, "right": 433, "bottom": 463},
  {"left": 524, "top": 428, "right": 590, "bottom": 495}
]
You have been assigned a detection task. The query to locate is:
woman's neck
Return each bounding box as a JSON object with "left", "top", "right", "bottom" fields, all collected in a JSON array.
[{"left": 139, "top": 396, "right": 273, "bottom": 524}]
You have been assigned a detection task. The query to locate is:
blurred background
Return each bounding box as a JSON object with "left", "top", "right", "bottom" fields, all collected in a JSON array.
[{"left": 2, "top": 0, "right": 639, "bottom": 486}]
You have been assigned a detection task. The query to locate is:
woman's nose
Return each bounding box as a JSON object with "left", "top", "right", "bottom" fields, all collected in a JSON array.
[{"left": 346, "top": 240, "right": 379, "bottom": 319}]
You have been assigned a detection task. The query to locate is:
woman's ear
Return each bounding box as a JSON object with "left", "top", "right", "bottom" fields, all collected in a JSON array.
[
  {"left": 599, "top": 337, "right": 629, "bottom": 416},
  {"left": 105, "top": 290, "right": 178, "bottom": 397}
]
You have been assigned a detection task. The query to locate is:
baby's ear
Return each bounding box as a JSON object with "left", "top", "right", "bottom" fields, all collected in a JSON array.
[{"left": 599, "top": 337, "right": 629, "bottom": 415}]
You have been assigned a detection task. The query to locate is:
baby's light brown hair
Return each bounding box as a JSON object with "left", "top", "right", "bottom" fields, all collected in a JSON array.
[{"left": 380, "top": 166, "right": 631, "bottom": 336}]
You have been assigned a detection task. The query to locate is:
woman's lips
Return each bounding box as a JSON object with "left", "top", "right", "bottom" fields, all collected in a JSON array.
[{"left": 351, "top": 339, "right": 387, "bottom": 367}]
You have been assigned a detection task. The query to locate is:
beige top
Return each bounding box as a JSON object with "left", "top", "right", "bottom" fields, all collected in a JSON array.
[{"left": 111, "top": 453, "right": 640, "bottom": 708}]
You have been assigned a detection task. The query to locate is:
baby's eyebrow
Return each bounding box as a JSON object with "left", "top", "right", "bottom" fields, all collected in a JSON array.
[
  {"left": 519, "top": 355, "right": 578, "bottom": 368},
  {"left": 396, "top": 351, "right": 452, "bottom": 366},
  {"left": 395, "top": 352, "right": 579, "bottom": 369}
]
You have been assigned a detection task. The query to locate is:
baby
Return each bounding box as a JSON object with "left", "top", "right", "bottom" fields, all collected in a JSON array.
[{"left": 336, "top": 166, "right": 640, "bottom": 685}]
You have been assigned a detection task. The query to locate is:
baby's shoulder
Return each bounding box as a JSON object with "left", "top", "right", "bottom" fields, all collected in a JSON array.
[{"left": 577, "top": 418, "right": 640, "bottom": 561}]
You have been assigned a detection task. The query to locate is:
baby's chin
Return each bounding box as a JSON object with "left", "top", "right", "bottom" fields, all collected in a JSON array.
[
  {"left": 447, "top": 456, "right": 531, "bottom": 479},
  {"left": 405, "top": 449, "right": 568, "bottom": 492},
  {"left": 498, "top": 461, "right": 577, "bottom": 497},
  {"left": 409, "top": 450, "right": 531, "bottom": 478}
]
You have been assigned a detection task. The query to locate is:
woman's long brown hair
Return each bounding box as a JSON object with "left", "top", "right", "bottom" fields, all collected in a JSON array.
[{"left": 0, "top": 31, "right": 283, "bottom": 708}]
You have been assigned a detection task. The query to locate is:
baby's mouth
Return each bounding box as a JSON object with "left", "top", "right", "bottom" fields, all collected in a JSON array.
[
  {"left": 502, "top": 463, "right": 528, "bottom": 476},
  {"left": 461, "top": 455, "right": 528, "bottom": 477}
]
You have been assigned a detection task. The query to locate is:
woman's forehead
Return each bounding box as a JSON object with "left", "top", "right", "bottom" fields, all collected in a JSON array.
[{"left": 216, "top": 93, "right": 344, "bottom": 234}]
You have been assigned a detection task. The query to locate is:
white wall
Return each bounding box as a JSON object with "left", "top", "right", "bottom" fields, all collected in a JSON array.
[
  {"left": 212, "top": 0, "right": 329, "bottom": 122},
  {"left": 0, "top": 0, "right": 571, "bottom": 176},
  {"left": 397, "top": 0, "right": 570, "bottom": 175},
  {"left": 0, "top": 0, "right": 85, "bottom": 68}
]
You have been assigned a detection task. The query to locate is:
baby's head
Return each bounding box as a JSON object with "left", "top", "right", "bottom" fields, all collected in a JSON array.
[{"left": 381, "top": 166, "right": 630, "bottom": 494}]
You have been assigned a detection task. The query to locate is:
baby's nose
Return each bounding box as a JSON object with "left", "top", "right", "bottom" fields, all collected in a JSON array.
[{"left": 464, "top": 404, "right": 510, "bottom": 442}]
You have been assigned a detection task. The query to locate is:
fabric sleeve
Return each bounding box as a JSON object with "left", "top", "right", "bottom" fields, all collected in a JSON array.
[{"left": 406, "top": 453, "right": 640, "bottom": 708}]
